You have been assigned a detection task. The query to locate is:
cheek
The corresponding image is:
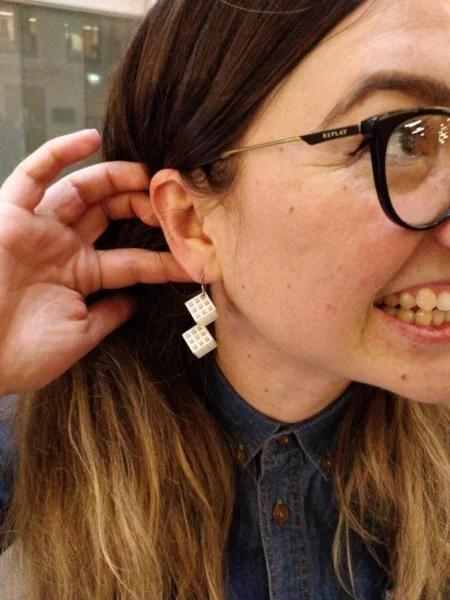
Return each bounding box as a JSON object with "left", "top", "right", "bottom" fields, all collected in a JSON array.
[
  {"left": 224, "top": 179, "right": 364, "bottom": 312},
  {"left": 220, "top": 168, "right": 404, "bottom": 327}
]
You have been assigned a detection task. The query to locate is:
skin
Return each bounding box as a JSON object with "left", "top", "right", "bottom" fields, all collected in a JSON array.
[{"left": 151, "top": 0, "right": 450, "bottom": 422}]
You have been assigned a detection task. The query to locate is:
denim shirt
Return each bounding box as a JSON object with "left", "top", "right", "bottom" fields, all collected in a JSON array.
[
  {"left": 0, "top": 371, "right": 393, "bottom": 600},
  {"left": 204, "top": 361, "right": 392, "bottom": 600}
]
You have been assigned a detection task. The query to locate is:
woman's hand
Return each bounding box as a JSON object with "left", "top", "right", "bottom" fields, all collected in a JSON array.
[{"left": 0, "top": 130, "right": 192, "bottom": 397}]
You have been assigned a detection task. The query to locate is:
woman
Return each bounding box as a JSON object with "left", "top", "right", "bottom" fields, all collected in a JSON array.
[{"left": 0, "top": 0, "right": 448, "bottom": 598}]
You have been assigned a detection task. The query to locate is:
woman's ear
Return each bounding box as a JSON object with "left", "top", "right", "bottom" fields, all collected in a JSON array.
[{"left": 149, "top": 169, "right": 221, "bottom": 284}]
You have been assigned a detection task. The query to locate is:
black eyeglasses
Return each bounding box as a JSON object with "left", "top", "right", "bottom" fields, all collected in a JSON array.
[{"left": 220, "top": 107, "right": 450, "bottom": 231}]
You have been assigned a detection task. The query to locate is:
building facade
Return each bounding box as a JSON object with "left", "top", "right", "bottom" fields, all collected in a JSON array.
[{"left": 0, "top": 0, "right": 150, "bottom": 183}]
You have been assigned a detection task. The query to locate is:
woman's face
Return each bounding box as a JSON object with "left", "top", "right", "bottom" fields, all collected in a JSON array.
[{"left": 202, "top": 0, "right": 450, "bottom": 418}]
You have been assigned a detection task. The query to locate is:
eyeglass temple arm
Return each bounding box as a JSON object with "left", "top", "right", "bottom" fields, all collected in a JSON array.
[{"left": 220, "top": 124, "right": 362, "bottom": 159}]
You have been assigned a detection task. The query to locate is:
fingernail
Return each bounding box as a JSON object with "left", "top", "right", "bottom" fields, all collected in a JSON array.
[{"left": 82, "top": 128, "right": 101, "bottom": 141}]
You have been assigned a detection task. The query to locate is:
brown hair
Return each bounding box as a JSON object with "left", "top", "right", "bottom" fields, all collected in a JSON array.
[{"left": 1, "top": 1, "right": 449, "bottom": 598}]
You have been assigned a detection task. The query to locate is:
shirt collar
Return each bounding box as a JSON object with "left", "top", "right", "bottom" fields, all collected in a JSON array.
[{"left": 204, "top": 360, "right": 359, "bottom": 481}]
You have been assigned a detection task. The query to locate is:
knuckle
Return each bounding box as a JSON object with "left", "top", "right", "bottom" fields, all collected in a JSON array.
[
  {"left": 16, "top": 140, "right": 65, "bottom": 188},
  {"left": 99, "top": 198, "right": 114, "bottom": 220},
  {"left": 16, "top": 162, "right": 42, "bottom": 189},
  {"left": 103, "top": 163, "right": 119, "bottom": 194},
  {"left": 45, "top": 141, "right": 66, "bottom": 171},
  {"left": 63, "top": 178, "right": 91, "bottom": 211}
]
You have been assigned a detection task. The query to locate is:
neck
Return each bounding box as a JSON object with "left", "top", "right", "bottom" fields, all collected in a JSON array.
[{"left": 212, "top": 288, "right": 351, "bottom": 424}]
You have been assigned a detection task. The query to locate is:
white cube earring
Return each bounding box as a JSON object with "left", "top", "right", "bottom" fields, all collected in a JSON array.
[{"left": 182, "top": 273, "right": 218, "bottom": 359}]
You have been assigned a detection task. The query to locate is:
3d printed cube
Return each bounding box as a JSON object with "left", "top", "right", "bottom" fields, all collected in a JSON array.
[
  {"left": 182, "top": 324, "right": 217, "bottom": 359},
  {"left": 185, "top": 292, "right": 218, "bottom": 327}
]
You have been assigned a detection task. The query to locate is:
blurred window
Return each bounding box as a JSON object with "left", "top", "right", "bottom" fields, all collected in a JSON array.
[
  {"left": 0, "top": 6, "right": 16, "bottom": 54},
  {"left": 20, "top": 6, "right": 38, "bottom": 58},
  {"left": 83, "top": 21, "right": 100, "bottom": 61},
  {"left": 0, "top": 2, "right": 137, "bottom": 184}
]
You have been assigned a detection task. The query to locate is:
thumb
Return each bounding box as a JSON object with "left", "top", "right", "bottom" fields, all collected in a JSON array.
[{"left": 85, "top": 293, "right": 138, "bottom": 350}]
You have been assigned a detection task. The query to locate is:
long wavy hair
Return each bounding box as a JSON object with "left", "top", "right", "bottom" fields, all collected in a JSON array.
[{"left": 1, "top": 1, "right": 449, "bottom": 598}]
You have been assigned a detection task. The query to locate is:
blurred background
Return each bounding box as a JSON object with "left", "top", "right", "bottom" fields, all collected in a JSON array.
[{"left": 0, "top": 0, "right": 153, "bottom": 183}]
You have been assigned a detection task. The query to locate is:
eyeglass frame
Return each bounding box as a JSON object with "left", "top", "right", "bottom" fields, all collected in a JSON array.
[{"left": 219, "top": 106, "right": 450, "bottom": 232}]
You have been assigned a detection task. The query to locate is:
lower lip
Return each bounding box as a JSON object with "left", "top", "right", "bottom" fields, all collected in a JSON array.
[{"left": 375, "top": 306, "right": 450, "bottom": 344}]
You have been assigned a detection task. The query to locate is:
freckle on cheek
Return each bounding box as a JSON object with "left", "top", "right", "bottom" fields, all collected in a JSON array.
[
  {"left": 359, "top": 276, "right": 371, "bottom": 288},
  {"left": 247, "top": 354, "right": 252, "bottom": 359},
  {"left": 289, "top": 206, "right": 295, "bottom": 214},
  {"left": 326, "top": 303, "right": 337, "bottom": 315},
  {"left": 401, "top": 374, "right": 408, "bottom": 381},
  {"left": 241, "top": 284, "right": 246, "bottom": 290},
  {"left": 287, "top": 284, "right": 291, "bottom": 289},
  {"left": 264, "top": 388, "right": 269, "bottom": 393}
]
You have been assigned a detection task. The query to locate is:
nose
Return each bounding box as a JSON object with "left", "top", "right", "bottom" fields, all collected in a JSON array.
[{"left": 428, "top": 214, "right": 450, "bottom": 248}]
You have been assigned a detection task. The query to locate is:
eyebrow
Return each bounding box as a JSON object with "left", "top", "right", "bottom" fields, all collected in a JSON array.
[{"left": 318, "top": 70, "right": 450, "bottom": 130}]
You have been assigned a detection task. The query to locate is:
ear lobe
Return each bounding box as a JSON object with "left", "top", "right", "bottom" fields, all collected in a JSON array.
[{"left": 149, "top": 169, "right": 221, "bottom": 283}]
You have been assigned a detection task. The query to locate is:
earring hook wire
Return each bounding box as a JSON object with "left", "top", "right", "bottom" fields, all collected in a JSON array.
[{"left": 201, "top": 272, "right": 206, "bottom": 296}]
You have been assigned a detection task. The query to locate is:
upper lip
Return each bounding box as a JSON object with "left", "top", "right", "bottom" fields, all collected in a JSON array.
[{"left": 378, "top": 279, "right": 450, "bottom": 299}]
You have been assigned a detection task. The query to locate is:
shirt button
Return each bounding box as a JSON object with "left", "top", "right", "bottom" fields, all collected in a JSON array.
[
  {"left": 321, "top": 451, "right": 335, "bottom": 473},
  {"left": 234, "top": 443, "right": 247, "bottom": 466},
  {"left": 272, "top": 499, "right": 290, "bottom": 524},
  {"left": 277, "top": 433, "right": 294, "bottom": 446}
]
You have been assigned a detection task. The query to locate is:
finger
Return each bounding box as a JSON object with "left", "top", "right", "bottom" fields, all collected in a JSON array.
[
  {"left": 35, "top": 161, "right": 151, "bottom": 223},
  {"left": 84, "top": 293, "right": 138, "bottom": 352},
  {"left": 97, "top": 249, "right": 193, "bottom": 291},
  {"left": 0, "top": 130, "right": 101, "bottom": 212},
  {"left": 72, "top": 191, "right": 159, "bottom": 244}
]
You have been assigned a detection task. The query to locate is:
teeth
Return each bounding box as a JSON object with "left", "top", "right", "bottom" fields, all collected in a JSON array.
[
  {"left": 397, "top": 308, "right": 415, "bottom": 323},
  {"left": 432, "top": 309, "right": 446, "bottom": 326},
  {"left": 383, "top": 294, "right": 399, "bottom": 308},
  {"left": 377, "top": 286, "right": 450, "bottom": 326},
  {"left": 380, "top": 306, "right": 450, "bottom": 326},
  {"left": 437, "top": 292, "right": 450, "bottom": 311},
  {"left": 414, "top": 310, "right": 433, "bottom": 326},
  {"left": 416, "top": 288, "right": 437, "bottom": 312},
  {"left": 399, "top": 292, "right": 416, "bottom": 310}
]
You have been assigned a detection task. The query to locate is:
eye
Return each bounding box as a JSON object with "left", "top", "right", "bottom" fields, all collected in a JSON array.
[
  {"left": 389, "top": 118, "right": 437, "bottom": 160},
  {"left": 397, "top": 126, "right": 418, "bottom": 155}
]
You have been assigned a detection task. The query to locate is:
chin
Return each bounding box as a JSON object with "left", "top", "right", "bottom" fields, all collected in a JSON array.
[{"left": 386, "top": 381, "right": 450, "bottom": 405}]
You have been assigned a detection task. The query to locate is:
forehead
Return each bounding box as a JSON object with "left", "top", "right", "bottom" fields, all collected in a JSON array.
[
  {"left": 317, "top": 0, "right": 450, "bottom": 74},
  {"left": 255, "top": 0, "right": 450, "bottom": 132}
]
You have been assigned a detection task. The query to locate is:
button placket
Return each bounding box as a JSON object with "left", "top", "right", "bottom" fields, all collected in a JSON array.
[
  {"left": 321, "top": 451, "right": 335, "bottom": 474},
  {"left": 257, "top": 437, "right": 311, "bottom": 599},
  {"left": 277, "top": 433, "right": 294, "bottom": 446},
  {"left": 272, "top": 498, "right": 290, "bottom": 524},
  {"left": 234, "top": 443, "right": 248, "bottom": 466}
]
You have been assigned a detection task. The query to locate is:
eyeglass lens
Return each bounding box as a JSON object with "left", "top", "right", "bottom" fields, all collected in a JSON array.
[{"left": 386, "top": 113, "right": 450, "bottom": 227}]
